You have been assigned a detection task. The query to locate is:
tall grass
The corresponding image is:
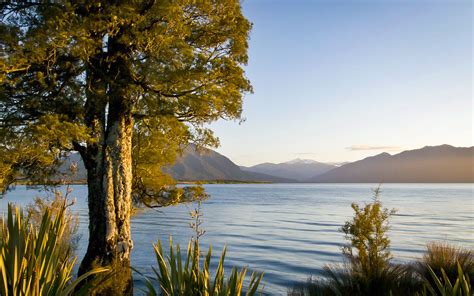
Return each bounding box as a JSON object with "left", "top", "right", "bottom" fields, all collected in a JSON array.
[
  {"left": 289, "top": 263, "right": 420, "bottom": 296},
  {"left": 144, "top": 238, "right": 264, "bottom": 296},
  {"left": 416, "top": 242, "right": 474, "bottom": 287},
  {"left": 0, "top": 203, "right": 107, "bottom": 296}
]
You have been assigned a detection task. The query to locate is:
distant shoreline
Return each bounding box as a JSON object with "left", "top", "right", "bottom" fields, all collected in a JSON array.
[{"left": 13, "top": 180, "right": 474, "bottom": 187}]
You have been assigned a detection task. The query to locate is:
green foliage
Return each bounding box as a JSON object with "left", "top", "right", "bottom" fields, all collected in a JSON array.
[
  {"left": 289, "top": 263, "right": 420, "bottom": 296},
  {"left": 341, "top": 187, "right": 396, "bottom": 278},
  {"left": 144, "top": 238, "right": 263, "bottom": 296},
  {"left": 288, "top": 192, "right": 473, "bottom": 296},
  {"left": 25, "top": 191, "right": 81, "bottom": 258},
  {"left": 0, "top": 0, "right": 252, "bottom": 205},
  {"left": 288, "top": 188, "right": 420, "bottom": 296},
  {"left": 418, "top": 263, "right": 471, "bottom": 296},
  {"left": 0, "top": 203, "right": 107, "bottom": 296}
]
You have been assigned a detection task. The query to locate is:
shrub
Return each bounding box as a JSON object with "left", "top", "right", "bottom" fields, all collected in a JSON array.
[
  {"left": 0, "top": 203, "right": 107, "bottom": 296},
  {"left": 340, "top": 187, "right": 396, "bottom": 278},
  {"left": 288, "top": 188, "right": 419, "bottom": 296},
  {"left": 144, "top": 238, "right": 264, "bottom": 296},
  {"left": 416, "top": 242, "right": 474, "bottom": 287},
  {"left": 25, "top": 190, "right": 81, "bottom": 258}
]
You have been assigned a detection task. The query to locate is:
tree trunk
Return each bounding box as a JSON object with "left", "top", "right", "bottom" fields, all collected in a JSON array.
[
  {"left": 78, "top": 109, "right": 134, "bottom": 295},
  {"left": 78, "top": 34, "right": 135, "bottom": 295}
]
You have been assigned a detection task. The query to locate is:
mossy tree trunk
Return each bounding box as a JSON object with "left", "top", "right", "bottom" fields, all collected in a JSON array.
[{"left": 78, "top": 40, "right": 135, "bottom": 295}]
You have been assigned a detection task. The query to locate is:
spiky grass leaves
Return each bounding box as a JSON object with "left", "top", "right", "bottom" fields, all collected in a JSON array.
[
  {"left": 0, "top": 203, "right": 107, "bottom": 296},
  {"left": 145, "top": 238, "right": 263, "bottom": 296}
]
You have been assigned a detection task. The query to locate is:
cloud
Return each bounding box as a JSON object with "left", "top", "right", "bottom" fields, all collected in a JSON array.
[{"left": 346, "top": 145, "right": 402, "bottom": 152}]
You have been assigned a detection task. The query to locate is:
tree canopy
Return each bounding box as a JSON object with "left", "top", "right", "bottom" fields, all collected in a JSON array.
[{"left": 0, "top": 1, "right": 252, "bottom": 204}]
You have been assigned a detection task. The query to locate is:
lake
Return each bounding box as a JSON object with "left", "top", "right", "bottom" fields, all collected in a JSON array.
[{"left": 1, "top": 183, "right": 473, "bottom": 295}]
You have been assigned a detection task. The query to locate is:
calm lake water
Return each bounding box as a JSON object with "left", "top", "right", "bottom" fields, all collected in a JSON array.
[{"left": 1, "top": 183, "right": 473, "bottom": 295}]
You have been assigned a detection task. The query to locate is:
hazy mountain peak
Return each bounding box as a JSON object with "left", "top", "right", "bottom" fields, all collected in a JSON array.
[
  {"left": 243, "top": 158, "right": 336, "bottom": 181},
  {"left": 284, "top": 158, "right": 319, "bottom": 164}
]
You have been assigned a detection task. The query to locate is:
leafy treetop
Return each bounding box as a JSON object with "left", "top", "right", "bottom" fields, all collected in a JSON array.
[{"left": 0, "top": 1, "right": 252, "bottom": 204}]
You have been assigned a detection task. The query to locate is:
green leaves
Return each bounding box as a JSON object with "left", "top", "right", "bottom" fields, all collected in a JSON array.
[
  {"left": 420, "top": 263, "right": 471, "bottom": 296},
  {"left": 341, "top": 187, "right": 396, "bottom": 278},
  {"left": 0, "top": 114, "right": 90, "bottom": 193},
  {"left": 1, "top": 0, "right": 252, "bottom": 205},
  {"left": 0, "top": 203, "right": 108, "bottom": 296},
  {"left": 145, "top": 237, "right": 264, "bottom": 296}
]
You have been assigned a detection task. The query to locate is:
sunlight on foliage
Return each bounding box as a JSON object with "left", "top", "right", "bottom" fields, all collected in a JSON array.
[
  {"left": 341, "top": 187, "right": 397, "bottom": 278},
  {"left": 144, "top": 238, "right": 263, "bottom": 296},
  {"left": 25, "top": 192, "right": 81, "bottom": 258},
  {"left": 0, "top": 203, "right": 107, "bottom": 296}
]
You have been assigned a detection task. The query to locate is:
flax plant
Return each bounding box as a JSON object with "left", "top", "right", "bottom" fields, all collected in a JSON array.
[
  {"left": 0, "top": 203, "right": 107, "bottom": 296},
  {"left": 418, "top": 263, "right": 471, "bottom": 296},
  {"left": 145, "top": 238, "right": 263, "bottom": 296}
]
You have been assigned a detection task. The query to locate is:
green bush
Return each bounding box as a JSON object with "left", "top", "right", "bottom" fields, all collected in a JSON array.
[
  {"left": 144, "top": 238, "right": 264, "bottom": 296},
  {"left": 288, "top": 188, "right": 421, "bottom": 296},
  {"left": 340, "top": 187, "right": 396, "bottom": 278},
  {"left": 0, "top": 203, "right": 107, "bottom": 296},
  {"left": 288, "top": 188, "right": 473, "bottom": 296}
]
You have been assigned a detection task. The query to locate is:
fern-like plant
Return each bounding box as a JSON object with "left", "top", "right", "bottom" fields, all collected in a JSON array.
[
  {"left": 144, "top": 238, "right": 263, "bottom": 296},
  {"left": 0, "top": 203, "right": 107, "bottom": 296}
]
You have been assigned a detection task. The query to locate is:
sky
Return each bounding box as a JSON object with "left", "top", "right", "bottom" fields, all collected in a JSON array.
[{"left": 209, "top": 0, "right": 473, "bottom": 166}]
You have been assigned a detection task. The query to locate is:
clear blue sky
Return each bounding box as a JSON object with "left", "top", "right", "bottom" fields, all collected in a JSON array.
[{"left": 209, "top": 0, "right": 472, "bottom": 166}]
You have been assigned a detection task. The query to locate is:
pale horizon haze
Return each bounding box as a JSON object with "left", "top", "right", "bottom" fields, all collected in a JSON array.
[{"left": 209, "top": 0, "right": 472, "bottom": 166}]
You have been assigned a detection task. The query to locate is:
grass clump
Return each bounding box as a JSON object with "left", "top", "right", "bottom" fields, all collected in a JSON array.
[
  {"left": 0, "top": 203, "right": 107, "bottom": 296},
  {"left": 144, "top": 238, "right": 264, "bottom": 296},
  {"left": 416, "top": 242, "right": 474, "bottom": 287}
]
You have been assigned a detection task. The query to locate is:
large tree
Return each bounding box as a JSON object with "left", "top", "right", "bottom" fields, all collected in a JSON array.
[{"left": 0, "top": 1, "right": 251, "bottom": 294}]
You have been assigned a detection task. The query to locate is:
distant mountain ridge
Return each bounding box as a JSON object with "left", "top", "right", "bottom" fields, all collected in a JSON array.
[
  {"left": 241, "top": 159, "right": 335, "bottom": 182},
  {"left": 63, "top": 146, "right": 295, "bottom": 183},
  {"left": 64, "top": 144, "right": 474, "bottom": 183},
  {"left": 307, "top": 145, "right": 474, "bottom": 183},
  {"left": 166, "top": 145, "right": 294, "bottom": 182}
]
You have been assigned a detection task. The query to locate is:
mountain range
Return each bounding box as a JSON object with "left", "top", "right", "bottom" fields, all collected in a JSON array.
[
  {"left": 164, "top": 145, "right": 294, "bottom": 183},
  {"left": 64, "top": 144, "right": 473, "bottom": 183},
  {"left": 307, "top": 145, "right": 473, "bottom": 183},
  {"left": 240, "top": 159, "right": 335, "bottom": 182}
]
